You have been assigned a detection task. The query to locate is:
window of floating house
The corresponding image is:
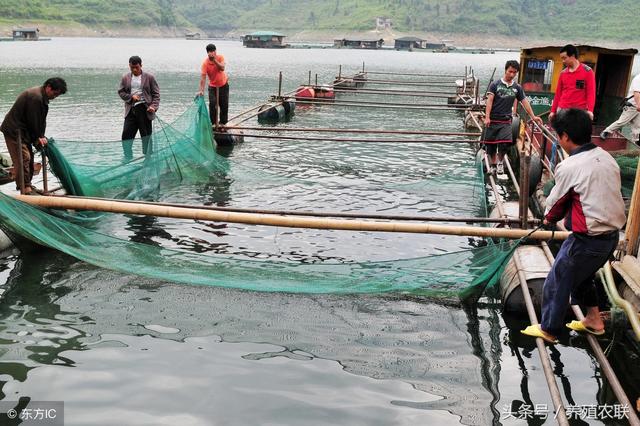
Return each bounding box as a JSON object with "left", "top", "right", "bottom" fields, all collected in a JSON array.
[{"left": 522, "top": 58, "right": 554, "bottom": 92}]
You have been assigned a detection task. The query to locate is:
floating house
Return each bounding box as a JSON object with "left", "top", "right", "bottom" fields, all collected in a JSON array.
[
  {"left": 242, "top": 31, "right": 287, "bottom": 48},
  {"left": 333, "top": 38, "right": 384, "bottom": 49},
  {"left": 394, "top": 36, "right": 426, "bottom": 50},
  {"left": 12, "top": 28, "right": 39, "bottom": 41},
  {"left": 425, "top": 42, "right": 447, "bottom": 50}
]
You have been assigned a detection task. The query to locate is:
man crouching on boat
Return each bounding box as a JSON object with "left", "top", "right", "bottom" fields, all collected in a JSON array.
[
  {"left": 521, "top": 108, "right": 626, "bottom": 344},
  {"left": 1, "top": 77, "right": 67, "bottom": 195},
  {"left": 483, "top": 60, "right": 541, "bottom": 175}
]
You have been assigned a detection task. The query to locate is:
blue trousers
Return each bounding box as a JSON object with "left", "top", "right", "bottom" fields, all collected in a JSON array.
[{"left": 541, "top": 232, "right": 618, "bottom": 336}]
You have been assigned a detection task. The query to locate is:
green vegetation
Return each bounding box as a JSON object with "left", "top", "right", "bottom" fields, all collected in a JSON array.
[{"left": 2, "top": 0, "right": 640, "bottom": 41}]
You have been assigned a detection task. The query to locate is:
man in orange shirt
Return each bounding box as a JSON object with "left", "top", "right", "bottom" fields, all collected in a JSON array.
[{"left": 198, "top": 44, "right": 229, "bottom": 128}]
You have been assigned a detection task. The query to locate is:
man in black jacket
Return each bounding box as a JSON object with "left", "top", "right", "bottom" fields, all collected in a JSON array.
[{"left": 1, "top": 77, "right": 67, "bottom": 194}]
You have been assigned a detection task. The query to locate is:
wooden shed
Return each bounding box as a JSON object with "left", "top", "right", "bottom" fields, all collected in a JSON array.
[
  {"left": 333, "top": 38, "right": 384, "bottom": 49},
  {"left": 243, "top": 31, "right": 287, "bottom": 48},
  {"left": 394, "top": 36, "right": 425, "bottom": 50},
  {"left": 12, "top": 28, "right": 39, "bottom": 41}
]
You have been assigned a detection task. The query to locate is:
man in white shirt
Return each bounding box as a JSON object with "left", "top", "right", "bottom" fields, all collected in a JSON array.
[
  {"left": 600, "top": 73, "right": 640, "bottom": 144},
  {"left": 117, "top": 55, "right": 160, "bottom": 160}
]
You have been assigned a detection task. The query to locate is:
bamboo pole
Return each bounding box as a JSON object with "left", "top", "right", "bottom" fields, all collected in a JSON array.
[
  {"left": 227, "top": 86, "right": 298, "bottom": 123},
  {"left": 358, "top": 76, "right": 458, "bottom": 83},
  {"left": 225, "top": 125, "right": 481, "bottom": 137},
  {"left": 483, "top": 153, "right": 506, "bottom": 218},
  {"left": 484, "top": 67, "right": 496, "bottom": 95},
  {"left": 14, "top": 195, "right": 568, "bottom": 240},
  {"left": 226, "top": 103, "right": 268, "bottom": 123},
  {"left": 231, "top": 100, "right": 286, "bottom": 125},
  {"left": 363, "top": 78, "right": 458, "bottom": 85},
  {"left": 625, "top": 155, "right": 640, "bottom": 256},
  {"left": 217, "top": 132, "right": 478, "bottom": 144},
  {"left": 287, "top": 98, "right": 469, "bottom": 108},
  {"left": 59, "top": 195, "right": 541, "bottom": 224},
  {"left": 16, "top": 131, "right": 25, "bottom": 195},
  {"left": 296, "top": 100, "right": 468, "bottom": 111},
  {"left": 364, "top": 70, "right": 460, "bottom": 78},
  {"left": 331, "top": 87, "right": 452, "bottom": 96},
  {"left": 503, "top": 153, "right": 520, "bottom": 194},
  {"left": 512, "top": 251, "right": 570, "bottom": 425},
  {"left": 41, "top": 149, "right": 48, "bottom": 194},
  {"left": 356, "top": 80, "right": 457, "bottom": 87},
  {"left": 329, "top": 89, "right": 451, "bottom": 99},
  {"left": 519, "top": 152, "right": 531, "bottom": 229}
]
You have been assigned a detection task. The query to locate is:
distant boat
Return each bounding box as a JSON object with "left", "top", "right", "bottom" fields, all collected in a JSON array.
[
  {"left": 185, "top": 32, "right": 201, "bottom": 40},
  {"left": 0, "top": 27, "right": 50, "bottom": 42}
]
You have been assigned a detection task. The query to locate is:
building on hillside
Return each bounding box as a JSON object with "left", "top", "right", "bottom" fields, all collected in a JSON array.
[
  {"left": 242, "top": 31, "right": 288, "bottom": 48},
  {"left": 12, "top": 28, "right": 39, "bottom": 41},
  {"left": 375, "top": 17, "right": 393, "bottom": 30},
  {"left": 394, "top": 36, "right": 426, "bottom": 50},
  {"left": 334, "top": 38, "right": 384, "bottom": 49}
]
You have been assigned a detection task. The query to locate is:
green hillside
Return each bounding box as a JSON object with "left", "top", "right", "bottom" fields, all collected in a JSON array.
[{"left": 2, "top": 0, "right": 640, "bottom": 41}]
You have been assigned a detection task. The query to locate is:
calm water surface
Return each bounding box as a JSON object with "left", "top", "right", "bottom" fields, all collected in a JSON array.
[{"left": 0, "top": 38, "right": 638, "bottom": 425}]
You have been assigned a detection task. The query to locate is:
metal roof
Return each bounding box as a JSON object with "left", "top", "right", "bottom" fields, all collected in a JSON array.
[
  {"left": 395, "top": 36, "right": 424, "bottom": 42},
  {"left": 246, "top": 31, "right": 285, "bottom": 37},
  {"left": 335, "top": 38, "right": 384, "bottom": 42}
]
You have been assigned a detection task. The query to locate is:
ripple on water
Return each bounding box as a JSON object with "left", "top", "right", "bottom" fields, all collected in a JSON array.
[{"left": 2, "top": 333, "right": 456, "bottom": 426}]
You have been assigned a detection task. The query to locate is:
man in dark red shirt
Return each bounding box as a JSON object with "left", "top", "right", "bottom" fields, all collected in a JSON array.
[{"left": 549, "top": 44, "right": 595, "bottom": 122}]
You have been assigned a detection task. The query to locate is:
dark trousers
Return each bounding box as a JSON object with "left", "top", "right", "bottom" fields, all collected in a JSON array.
[
  {"left": 121, "top": 103, "right": 153, "bottom": 159},
  {"left": 3, "top": 133, "right": 34, "bottom": 191},
  {"left": 208, "top": 83, "right": 229, "bottom": 125},
  {"left": 541, "top": 232, "right": 618, "bottom": 336}
]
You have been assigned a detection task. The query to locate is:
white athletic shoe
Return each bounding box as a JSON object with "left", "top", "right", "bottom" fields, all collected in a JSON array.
[{"left": 496, "top": 162, "right": 505, "bottom": 175}]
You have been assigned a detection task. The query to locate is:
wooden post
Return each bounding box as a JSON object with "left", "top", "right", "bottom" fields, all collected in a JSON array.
[
  {"left": 315, "top": 74, "right": 318, "bottom": 86},
  {"left": 521, "top": 153, "right": 531, "bottom": 229},
  {"left": 338, "top": 65, "right": 342, "bottom": 80},
  {"left": 308, "top": 70, "right": 311, "bottom": 86},
  {"left": 463, "top": 66, "right": 467, "bottom": 94},
  {"left": 362, "top": 61, "right": 365, "bottom": 73},
  {"left": 625, "top": 156, "right": 640, "bottom": 256},
  {"left": 278, "top": 71, "right": 283, "bottom": 98}
]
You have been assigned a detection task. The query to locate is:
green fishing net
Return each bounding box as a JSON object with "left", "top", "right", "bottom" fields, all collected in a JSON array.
[
  {"left": 0, "top": 97, "right": 518, "bottom": 299},
  {"left": 45, "top": 96, "right": 225, "bottom": 199},
  {"left": 612, "top": 154, "right": 639, "bottom": 198},
  {"left": 0, "top": 192, "right": 514, "bottom": 297}
]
